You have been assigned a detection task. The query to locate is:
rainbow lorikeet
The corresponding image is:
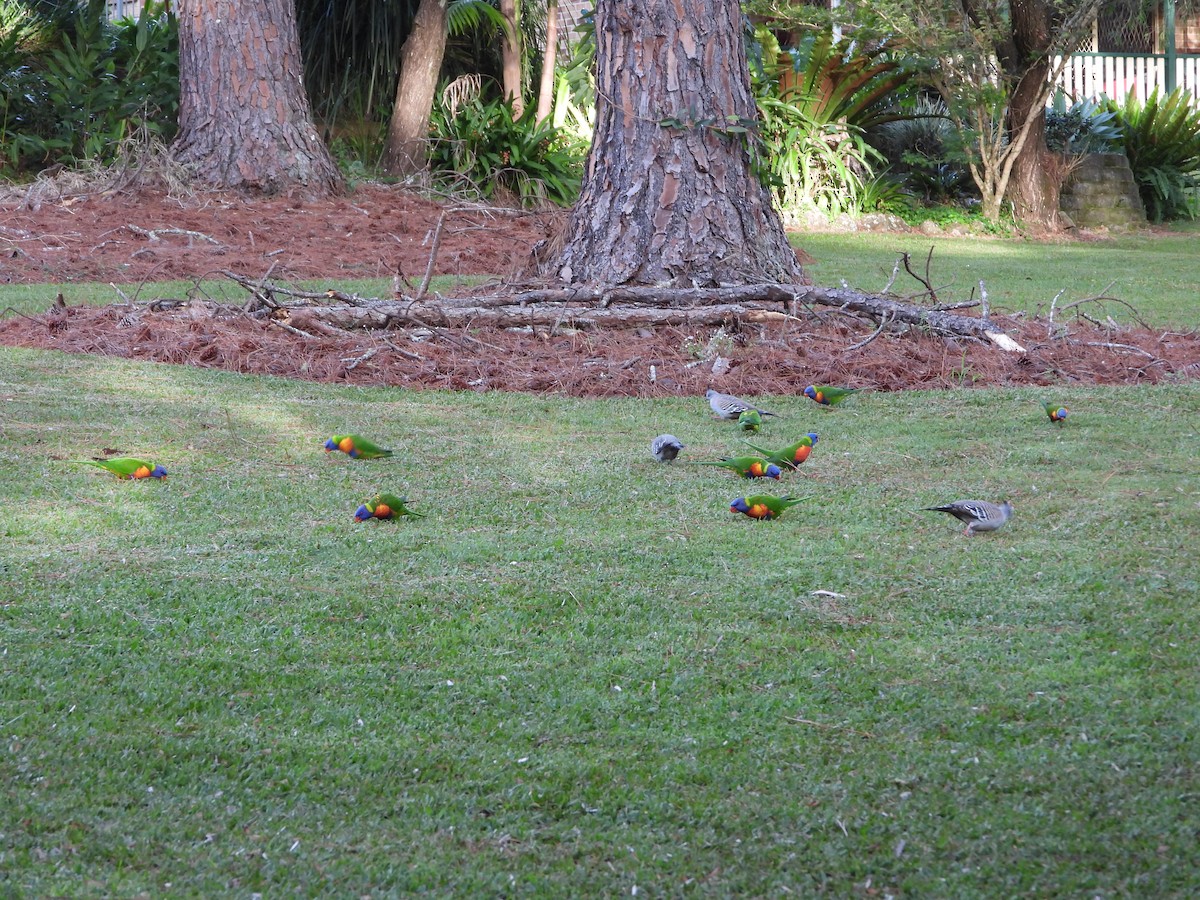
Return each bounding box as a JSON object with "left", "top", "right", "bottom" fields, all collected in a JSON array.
[
  {"left": 743, "top": 433, "right": 819, "bottom": 469},
  {"left": 76, "top": 457, "right": 167, "bottom": 479},
  {"left": 803, "top": 385, "right": 858, "bottom": 407},
  {"left": 923, "top": 499, "right": 1012, "bottom": 536},
  {"left": 1043, "top": 401, "right": 1068, "bottom": 425},
  {"left": 325, "top": 434, "right": 393, "bottom": 459},
  {"left": 737, "top": 410, "right": 763, "bottom": 433},
  {"left": 694, "top": 456, "right": 782, "bottom": 480},
  {"left": 355, "top": 493, "right": 424, "bottom": 522},
  {"left": 730, "top": 494, "right": 804, "bottom": 520},
  {"left": 706, "top": 389, "right": 778, "bottom": 420}
]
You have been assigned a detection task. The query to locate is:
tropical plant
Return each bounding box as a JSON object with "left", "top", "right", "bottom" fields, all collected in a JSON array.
[
  {"left": 1044, "top": 92, "right": 1122, "bottom": 154},
  {"left": 1103, "top": 87, "right": 1200, "bottom": 221},
  {"left": 867, "top": 96, "right": 975, "bottom": 202},
  {"left": 428, "top": 91, "right": 585, "bottom": 206},
  {"left": 0, "top": 0, "right": 177, "bottom": 176},
  {"left": 769, "top": 27, "right": 922, "bottom": 132}
]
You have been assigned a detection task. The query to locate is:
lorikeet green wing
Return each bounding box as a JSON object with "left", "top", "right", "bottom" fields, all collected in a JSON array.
[
  {"left": 730, "top": 494, "right": 804, "bottom": 520},
  {"left": 743, "top": 432, "right": 819, "bottom": 468},
  {"left": 803, "top": 385, "right": 858, "bottom": 406},
  {"left": 325, "top": 434, "right": 394, "bottom": 459},
  {"left": 76, "top": 457, "right": 167, "bottom": 479},
  {"left": 693, "top": 456, "right": 782, "bottom": 479},
  {"left": 355, "top": 493, "right": 425, "bottom": 521}
]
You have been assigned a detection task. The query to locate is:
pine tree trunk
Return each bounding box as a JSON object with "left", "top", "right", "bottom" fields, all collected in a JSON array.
[
  {"left": 554, "top": 0, "right": 805, "bottom": 288},
  {"left": 382, "top": 0, "right": 449, "bottom": 177},
  {"left": 1005, "top": 0, "right": 1061, "bottom": 231},
  {"left": 172, "top": 0, "right": 342, "bottom": 196}
]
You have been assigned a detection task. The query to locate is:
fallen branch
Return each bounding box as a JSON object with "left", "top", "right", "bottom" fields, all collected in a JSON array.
[
  {"left": 215, "top": 275, "right": 1028, "bottom": 348},
  {"left": 127, "top": 224, "right": 222, "bottom": 246}
]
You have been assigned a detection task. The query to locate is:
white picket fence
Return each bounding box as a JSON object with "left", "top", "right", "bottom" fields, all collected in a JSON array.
[
  {"left": 1054, "top": 53, "right": 1200, "bottom": 103},
  {"left": 105, "top": 0, "right": 146, "bottom": 19}
]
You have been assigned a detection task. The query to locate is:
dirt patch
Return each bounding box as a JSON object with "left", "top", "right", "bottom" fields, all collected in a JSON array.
[
  {"left": 2, "top": 185, "right": 1197, "bottom": 396},
  {"left": 0, "top": 183, "right": 552, "bottom": 286}
]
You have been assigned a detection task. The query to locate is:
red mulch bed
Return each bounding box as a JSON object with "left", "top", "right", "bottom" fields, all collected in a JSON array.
[{"left": 2, "top": 184, "right": 1197, "bottom": 396}]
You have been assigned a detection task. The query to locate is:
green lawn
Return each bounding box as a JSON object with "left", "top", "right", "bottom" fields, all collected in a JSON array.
[
  {"left": 2, "top": 346, "right": 1198, "bottom": 894},
  {"left": 797, "top": 229, "right": 1200, "bottom": 328}
]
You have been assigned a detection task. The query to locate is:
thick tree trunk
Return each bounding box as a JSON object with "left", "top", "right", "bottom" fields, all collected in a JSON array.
[
  {"left": 535, "top": 0, "right": 559, "bottom": 123},
  {"left": 554, "top": 0, "right": 805, "bottom": 288},
  {"left": 500, "top": 0, "right": 524, "bottom": 117},
  {"left": 172, "top": 0, "right": 342, "bottom": 196},
  {"left": 382, "top": 0, "right": 449, "bottom": 177},
  {"left": 1005, "top": 0, "right": 1061, "bottom": 230}
]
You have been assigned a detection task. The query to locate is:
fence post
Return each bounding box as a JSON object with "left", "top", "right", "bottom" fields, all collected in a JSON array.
[{"left": 1166, "top": 0, "right": 1177, "bottom": 93}]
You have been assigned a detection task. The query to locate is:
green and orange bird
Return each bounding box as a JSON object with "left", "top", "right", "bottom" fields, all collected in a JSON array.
[
  {"left": 743, "top": 432, "right": 819, "bottom": 470},
  {"left": 803, "top": 385, "right": 858, "bottom": 407},
  {"left": 324, "top": 434, "right": 394, "bottom": 459},
  {"left": 76, "top": 457, "right": 167, "bottom": 479},
  {"left": 694, "top": 456, "right": 783, "bottom": 480},
  {"left": 355, "top": 493, "right": 424, "bottom": 522},
  {"left": 737, "top": 409, "right": 763, "bottom": 433},
  {"left": 730, "top": 494, "right": 804, "bottom": 521},
  {"left": 1043, "top": 401, "right": 1068, "bottom": 425}
]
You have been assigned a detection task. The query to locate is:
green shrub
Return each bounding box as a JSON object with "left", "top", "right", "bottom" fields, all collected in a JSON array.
[
  {"left": 1044, "top": 93, "right": 1122, "bottom": 154},
  {"left": 867, "top": 97, "right": 975, "bottom": 203},
  {"left": 749, "top": 27, "right": 925, "bottom": 219},
  {"left": 1104, "top": 87, "right": 1200, "bottom": 222},
  {"left": 428, "top": 92, "right": 585, "bottom": 207},
  {"left": 0, "top": 0, "right": 177, "bottom": 176}
]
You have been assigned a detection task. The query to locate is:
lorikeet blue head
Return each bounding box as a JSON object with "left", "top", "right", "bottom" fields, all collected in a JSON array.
[
  {"left": 731, "top": 497, "right": 751, "bottom": 515},
  {"left": 354, "top": 504, "right": 373, "bottom": 522},
  {"left": 324, "top": 439, "right": 338, "bottom": 452},
  {"left": 765, "top": 464, "right": 783, "bottom": 480},
  {"left": 803, "top": 386, "right": 821, "bottom": 403},
  {"left": 807, "top": 432, "right": 819, "bottom": 444},
  {"left": 147, "top": 464, "right": 168, "bottom": 479}
]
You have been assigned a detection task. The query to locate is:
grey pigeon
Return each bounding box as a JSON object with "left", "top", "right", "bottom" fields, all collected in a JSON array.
[
  {"left": 706, "top": 389, "right": 778, "bottom": 420},
  {"left": 650, "top": 434, "right": 684, "bottom": 462},
  {"left": 923, "top": 499, "right": 1013, "bottom": 536}
]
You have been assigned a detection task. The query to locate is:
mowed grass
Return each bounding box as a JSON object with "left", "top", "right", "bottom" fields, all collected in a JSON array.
[
  {"left": 1, "top": 346, "right": 1198, "bottom": 895},
  {"left": 796, "top": 229, "right": 1200, "bottom": 328},
  {"left": 4, "top": 230, "right": 1199, "bottom": 328}
]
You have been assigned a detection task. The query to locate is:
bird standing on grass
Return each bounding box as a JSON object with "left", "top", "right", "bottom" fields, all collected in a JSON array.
[
  {"left": 737, "top": 410, "right": 763, "bottom": 433},
  {"left": 76, "top": 457, "right": 167, "bottom": 479},
  {"left": 650, "top": 434, "right": 685, "bottom": 462},
  {"left": 325, "top": 434, "right": 394, "bottom": 459},
  {"left": 1043, "top": 401, "right": 1069, "bottom": 425},
  {"left": 706, "top": 389, "right": 778, "bottom": 420},
  {"left": 694, "top": 456, "right": 783, "bottom": 480},
  {"left": 923, "top": 499, "right": 1012, "bottom": 535},
  {"left": 743, "top": 433, "right": 819, "bottom": 469},
  {"left": 730, "top": 495, "right": 804, "bottom": 520},
  {"left": 804, "top": 385, "right": 858, "bottom": 407},
  {"left": 355, "top": 493, "right": 424, "bottom": 522}
]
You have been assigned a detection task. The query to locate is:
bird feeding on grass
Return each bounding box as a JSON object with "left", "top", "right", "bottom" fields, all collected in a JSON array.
[
  {"left": 650, "top": 434, "right": 685, "bottom": 462},
  {"left": 923, "top": 499, "right": 1012, "bottom": 536},
  {"left": 76, "top": 457, "right": 167, "bottom": 480},
  {"left": 706, "top": 389, "right": 778, "bottom": 421},
  {"left": 730, "top": 495, "right": 804, "bottom": 521},
  {"left": 324, "top": 434, "right": 394, "bottom": 459}
]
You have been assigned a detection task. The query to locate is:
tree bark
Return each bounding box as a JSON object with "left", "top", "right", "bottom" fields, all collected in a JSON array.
[
  {"left": 1005, "top": 0, "right": 1061, "bottom": 231},
  {"left": 535, "top": 0, "right": 559, "bottom": 123},
  {"left": 172, "top": 0, "right": 343, "bottom": 196},
  {"left": 553, "top": 0, "right": 805, "bottom": 288},
  {"left": 499, "top": 0, "right": 524, "bottom": 117},
  {"left": 382, "top": 0, "right": 449, "bottom": 177}
]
